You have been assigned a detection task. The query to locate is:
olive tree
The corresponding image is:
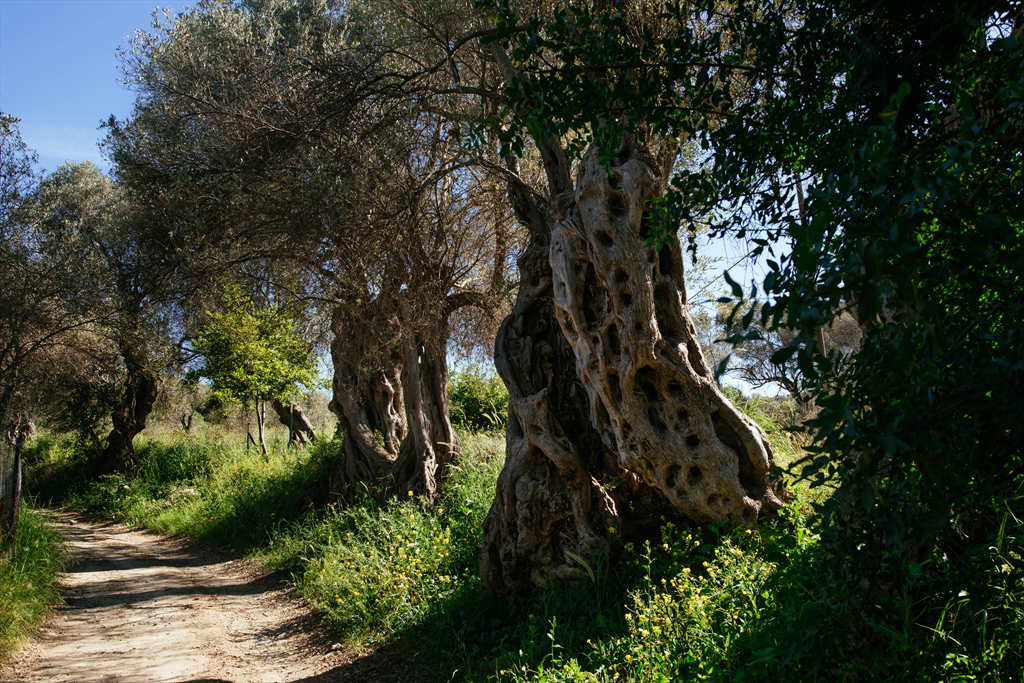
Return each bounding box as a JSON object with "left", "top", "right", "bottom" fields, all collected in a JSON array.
[
  {"left": 1, "top": 117, "right": 105, "bottom": 431},
  {"left": 1, "top": 117, "right": 108, "bottom": 547},
  {"left": 109, "top": 0, "right": 517, "bottom": 500},
  {"left": 475, "top": 2, "right": 784, "bottom": 595},
  {"left": 484, "top": 0, "right": 1024, "bottom": 673}
]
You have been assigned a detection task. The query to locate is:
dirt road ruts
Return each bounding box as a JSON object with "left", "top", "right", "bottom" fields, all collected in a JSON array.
[{"left": 1, "top": 513, "right": 410, "bottom": 683}]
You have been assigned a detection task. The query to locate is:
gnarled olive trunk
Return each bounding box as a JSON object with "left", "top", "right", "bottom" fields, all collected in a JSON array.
[
  {"left": 271, "top": 399, "right": 318, "bottom": 447},
  {"left": 388, "top": 306, "right": 459, "bottom": 501},
  {"left": 367, "top": 358, "right": 406, "bottom": 455},
  {"left": 327, "top": 352, "right": 405, "bottom": 498},
  {"left": 553, "top": 143, "right": 782, "bottom": 525},
  {"left": 326, "top": 299, "right": 407, "bottom": 498},
  {"left": 481, "top": 138, "right": 783, "bottom": 597},
  {"left": 481, "top": 234, "right": 623, "bottom": 594},
  {"left": 481, "top": 143, "right": 631, "bottom": 595},
  {"left": 98, "top": 362, "right": 158, "bottom": 475}
]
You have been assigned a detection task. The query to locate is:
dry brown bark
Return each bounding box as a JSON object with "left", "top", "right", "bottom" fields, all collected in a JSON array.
[
  {"left": 388, "top": 296, "right": 459, "bottom": 501},
  {"left": 480, "top": 135, "right": 784, "bottom": 597},
  {"left": 481, "top": 140, "right": 627, "bottom": 594},
  {"left": 553, "top": 142, "right": 782, "bottom": 525},
  {"left": 324, "top": 283, "right": 408, "bottom": 496},
  {"left": 322, "top": 197, "right": 494, "bottom": 502}
]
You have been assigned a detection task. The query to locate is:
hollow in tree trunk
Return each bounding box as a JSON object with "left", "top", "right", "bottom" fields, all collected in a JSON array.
[
  {"left": 481, "top": 138, "right": 784, "bottom": 597},
  {"left": 553, "top": 142, "right": 782, "bottom": 524}
]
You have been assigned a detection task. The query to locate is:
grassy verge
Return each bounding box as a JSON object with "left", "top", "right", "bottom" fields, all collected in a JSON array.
[
  {"left": 0, "top": 503, "right": 69, "bottom": 660},
  {"left": 26, "top": 428, "right": 336, "bottom": 554},
  {"left": 22, "top": 399, "right": 1023, "bottom": 681}
]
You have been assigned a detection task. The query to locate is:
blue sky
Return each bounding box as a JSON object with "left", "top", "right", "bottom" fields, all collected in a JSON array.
[{"left": 0, "top": 0, "right": 185, "bottom": 172}]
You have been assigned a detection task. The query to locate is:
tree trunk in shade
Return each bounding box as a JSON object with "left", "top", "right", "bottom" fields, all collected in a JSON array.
[{"left": 98, "top": 359, "right": 159, "bottom": 475}]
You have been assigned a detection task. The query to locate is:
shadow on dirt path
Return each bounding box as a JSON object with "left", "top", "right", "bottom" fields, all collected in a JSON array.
[{"left": 1, "top": 512, "right": 431, "bottom": 683}]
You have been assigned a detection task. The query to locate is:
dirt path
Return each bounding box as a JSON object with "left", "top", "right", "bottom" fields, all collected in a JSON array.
[{"left": 1, "top": 513, "right": 412, "bottom": 683}]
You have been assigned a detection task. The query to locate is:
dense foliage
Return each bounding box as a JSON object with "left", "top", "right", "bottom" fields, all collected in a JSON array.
[
  {"left": 448, "top": 367, "right": 510, "bottom": 433},
  {"left": 188, "top": 285, "right": 321, "bottom": 454},
  {"left": 483, "top": 0, "right": 1024, "bottom": 677}
]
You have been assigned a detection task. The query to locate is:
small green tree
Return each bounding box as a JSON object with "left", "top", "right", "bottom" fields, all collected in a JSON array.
[{"left": 189, "top": 286, "right": 320, "bottom": 456}]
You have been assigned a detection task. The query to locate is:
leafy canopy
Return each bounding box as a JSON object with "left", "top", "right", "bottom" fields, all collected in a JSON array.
[
  {"left": 482, "top": 0, "right": 1024, "bottom": 520},
  {"left": 189, "top": 285, "right": 320, "bottom": 410}
]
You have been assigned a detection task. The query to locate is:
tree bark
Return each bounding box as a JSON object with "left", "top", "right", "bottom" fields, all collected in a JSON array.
[
  {"left": 256, "top": 400, "right": 268, "bottom": 456},
  {"left": 0, "top": 381, "right": 16, "bottom": 439},
  {"left": 98, "top": 361, "right": 159, "bottom": 475},
  {"left": 388, "top": 305, "right": 460, "bottom": 502},
  {"left": 552, "top": 142, "right": 782, "bottom": 525},
  {"left": 326, "top": 329, "right": 405, "bottom": 498},
  {"left": 0, "top": 433, "right": 23, "bottom": 556},
  {"left": 480, "top": 137, "right": 784, "bottom": 597},
  {"left": 481, "top": 143, "right": 630, "bottom": 596},
  {"left": 270, "top": 398, "right": 317, "bottom": 447},
  {"left": 365, "top": 357, "right": 406, "bottom": 455}
]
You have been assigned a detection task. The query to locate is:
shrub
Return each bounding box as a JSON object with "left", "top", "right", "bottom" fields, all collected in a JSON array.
[{"left": 449, "top": 366, "right": 510, "bottom": 433}]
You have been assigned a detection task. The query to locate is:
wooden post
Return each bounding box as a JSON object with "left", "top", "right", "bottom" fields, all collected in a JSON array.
[{"left": 0, "top": 435, "right": 24, "bottom": 558}]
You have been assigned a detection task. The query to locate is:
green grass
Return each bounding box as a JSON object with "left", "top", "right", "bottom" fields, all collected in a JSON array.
[
  {"left": 21, "top": 397, "right": 1024, "bottom": 682},
  {"left": 449, "top": 367, "right": 510, "bottom": 433},
  {"left": 263, "top": 433, "right": 504, "bottom": 646},
  {"left": 29, "top": 430, "right": 336, "bottom": 555},
  {"left": 0, "top": 503, "right": 69, "bottom": 660}
]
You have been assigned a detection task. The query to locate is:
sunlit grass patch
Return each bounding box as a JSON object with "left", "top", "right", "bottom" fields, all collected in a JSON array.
[
  {"left": 291, "top": 499, "right": 472, "bottom": 640},
  {"left": 263, "top": 433, "right": 504, "bottom": 645},
  {"left": 128, "top": 436, "right": 335, "bottom": 552},
  {"left": 0, "top": 504, "right": 69, "bottom": 660},
  {"left": 26, "top": 431, "right": 336, "bottom": 555},
  {"left": 492, "top": 504, "right": 819, "bottom": 683}
]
